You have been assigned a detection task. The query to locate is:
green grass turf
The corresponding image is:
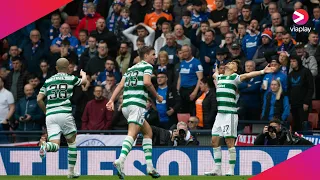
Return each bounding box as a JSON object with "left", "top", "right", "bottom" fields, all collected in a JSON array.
[{"left": 0, "top": 176, "right": 252, "bottom": 180}]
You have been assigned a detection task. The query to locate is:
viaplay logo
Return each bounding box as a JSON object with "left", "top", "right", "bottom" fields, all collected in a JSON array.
[{"left": 290, "top": 9, "right": 311, "bottom": 33}]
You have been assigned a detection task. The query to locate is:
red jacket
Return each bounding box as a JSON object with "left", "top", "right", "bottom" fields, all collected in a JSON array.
[
  {"left": 75, "top": 13, "right": 102, "bottom": 38},
  {"left": 81, "top": 98, "right": 113, "bottom": 130}
]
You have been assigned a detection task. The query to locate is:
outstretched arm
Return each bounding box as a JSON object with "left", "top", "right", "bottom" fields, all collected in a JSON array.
[{"left": 240, "top": 64, "right": 275, "bottom": 82}]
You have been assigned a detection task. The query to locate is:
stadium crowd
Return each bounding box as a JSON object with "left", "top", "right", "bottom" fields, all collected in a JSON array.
[{"left": 0, "top": 0, "right": 319, "bottom": 144}]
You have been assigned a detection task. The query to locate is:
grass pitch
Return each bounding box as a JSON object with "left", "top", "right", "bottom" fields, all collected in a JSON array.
[{"left": 0, "top": 176, "right": 252, "bottom": 180}]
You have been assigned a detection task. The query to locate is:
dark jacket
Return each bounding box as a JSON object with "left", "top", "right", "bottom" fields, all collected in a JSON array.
[
  {"left": 5, "top": 70, "right": 29, "bottom": 101},
  {"left": 129, "top": 0, "right": 152, "bottom": 24},
  {"left": 145, "top": 108, "right": 160, "bottom": 127},
  {"left": 85, "top": 56, "right": 111, "bottom": 75},
  {"left": 254, "top": 128, "right": 313, "bottom": 145},
  {"left": 22, "top": 41, "right": 49, "bottom": 74},
  {"left": 278, "top": 41, "right": 296, "bottom": 57},
  {"left": 90, "top": 28, "right": 118, "bottom": 58},
  {"left": 201, "top": 89, "right": 218, "bottom": 129},
  {"left": 239, "top": 76, "right": 262, "bottom": 109},
  {"left": 79, "top": 48, "right": 98, "bottom": 71},
  {"left": 288, "top": 65, "right": 314, "bottom": 107},
  {"left": 261, "top": 92, "right": 290, "bottom": 121},
  {"left": 252, "top": 42, "right": 277, "bottom": 66},
  {"left": 14, "top": 94, "right": 44, "bottom": 131},
  {"left": 153, "top": 64, "right": 175, "bottom": 87}
]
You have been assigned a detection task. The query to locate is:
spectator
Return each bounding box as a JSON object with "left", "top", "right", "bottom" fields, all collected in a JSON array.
[
  {"left": 82, "top": 86, "right": 113, "bottom": 130},
  {"left": 102, "top": 74, "right": 117, "bottom": 100},
  {"left": 254, "top": 119, "right": 313, "bottom": 145},
  {"left": 37, "top": 60, "right": 54, "bottom": 88},
  {"left": 22, "top": 30, "right": 49, "bottom": 75},
  {"left": 295, "top": 44, "right": 318, "bottom": 77},
  {"left": 144, "top": 0, "right": 173, "bottom": 30},
  {"left": 145, "top": 98, "right": 160, "bottom": 127},
  {"left": 156, "top": 72, "right": 181, "bottom": 129},
  {"left": 129, "top": 0, "right": 152, "bottom": 24},
  {"left": 187, "top": 116, "right": 199, "bottom": 130},
  {"left": 172, "top": 0, "right": 190, "bottom": 24},
  {"left": 208, "top": 0, "right": 228, "bottom": 34},
  {"left": 173, "top": 47, "right": 184, "bottom": 88},
  {"left": 181, "top": 11, "right": 192, "bottom": 38},
  {"left": 235, "top": 0, "right": 245, "bottom": 15},
  {"left": 278, "top": 32, "right": 295, "bottom": 56},
  {"left": 163, "top": 0, "right": 173, "bottom": 14},
  {"left": 312, "top": 6, "right": 320, "bottom": 37},
  {"left": 154, "top": 51, "right": 174, "bottom": 86},
  {"left": 193, "top": 21, "right": 210, "bottom": 46},
  {"left": 1, "top": 45, "right": 21, "bottom": 71},
  {"left": 177, "top": 45, "right": 203, "bottom": 115},
  {"left": 242, "top": 20, "right": 261, "bottom": 61},
  {"left": 234, "top": 22, "right": 247, "bottom": 45},
  {"left": 261, "top": 80, "right": 290, "bottom": 121},
  {"left": 195, "top": 77, "right": 217, "bottom": 129},
  {"left": 288, "top": 55, "right": 314, "bottom": 132},
  {"left": 305, "top": 31, "right": 319, "bottom": 56},
  {"left": 111, "top": 94, "right": 128, "bottom": 130},
  {"left": 116, "top": 42, "right": 131, "bottom": 75},
  {"left": 238, "top": 61, "right": 262, "bottom": 121},
  {"left": 261, "top": 59, "right": 287, "bottom": 94},
  {"left": 230, "top": 43, "right": 247, "bottom": 69},
  {"left": 174, "top": 24, "right": 191, "bottom": 47},
  {"left": 129, "top": 37, "right": 145, "bottom": 66},
  {"left": 252, "top": 0, "right": 271, "bottom": 22},
  {"left": 5, "top": 57, "right": 29, "bottom": 101},
  {"left": 27, "top": 74, "right": 41, "bottom": 94},
  {"left": 240, "top": 5, "right": 252, "bottom": 25},
  {"left": 191, "top": 29, "right": 218, "bottom": 77},
  {"left": 0, "top": 77, "right": 15, "bottom": 144},
  {"left": 123, "top": 23, "right": 155, "bottom": 51},
  {"left": 90, "top": 18, "right": 118, "bottom": 58},
  {"left": 75, "top": 2, "right": 102, "bottom": 38},
  {"left": 56, "top": 39, "right": 78, "bottom": 66},
  {"left": 106, "top": 0, "right": 125, "bottom": 33},
  {"left": 259, "top": 2, "right": 278, "bottom": 29},
  {"left": 85, "top": 41, "right": 111, "bottom": 75},
  {"left": 97, "top": 58, "right": 122, "bottom": 84},
  {"left": 0, "top": 68, "right": 8, "bottom": 82},
  {"left": 79, "top": 35, "right": 98, "bottom": 71},
  {"left": 279, "top": 51, "right": 290, "bottom": 75},
  {"left": 213, "top": 47, "right": 230, "bottom": 74},
  {"left": 114, "top": 7, "right": 135, "bottom": 43},
  {"left": 278, "top": 0, "right": 297, "bottom": 26},
  {"left": 223, "top": 32, "right": 235, "bottom": 52},
  {"left": 190, "top": 0, "right": 209, "bottom": 26},
  {"left": 46, "top": 13, "right": 61, "bottom": 44},
  {"left": 160, "top": 33, "right": 181, "bottom": 65},
  {"left": 227, "top": 8, "right": 239, "bottom": 31},
  {"left": 76, "top": 30, "right": 89, "bottom": 61},
  {"left": 170, "top": 122, "right": 199, "bottom": 146},
  {"left": 215, "top": 21, "right": 230, "bottom": 45},
  {"left": 14, "top": 84, "right": 44, "bottom": 142},
  {"left": 274, "top": 26, "right": 293, "bottom": 47},
  {"left": 154, "top": 22, "right": 171, "bottom": 56},
  {"left": 253, "top": 29, "right": 277, "bottom": 70},
  {"left": 269, "top": 13, "right": 282, "bottom": 34},
  {"left": 50, "top": 23, "right": 79, "bottom": 53}
]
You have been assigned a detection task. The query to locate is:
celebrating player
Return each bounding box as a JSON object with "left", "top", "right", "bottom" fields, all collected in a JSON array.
[
  {"left": 37, "top": 58, "right": 87, "bottom": 179},
  {"left": 205, "top": 60, "right": 275, "bottom": 176},
  {"left": 106, "top": 46, "right": 163, "bottom": 179}
]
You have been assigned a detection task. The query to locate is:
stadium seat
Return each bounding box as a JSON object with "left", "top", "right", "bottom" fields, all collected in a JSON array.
[
  {"left": 312, "top": 100, "right": 320, "bottom": 114},
  {"left": 308, "top": 113, "right": 319, "bottom": 129},
  {"left": 66, "top": 16, "right": 79, "bottom": 35},
  {"left": 177, "top": 113, "right": 190, "bottom": 124}
]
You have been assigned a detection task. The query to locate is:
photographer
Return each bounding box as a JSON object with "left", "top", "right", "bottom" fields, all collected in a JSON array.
[
  {"left": 151, "top": 122, "right": 199, "bottom": 146},
  {"left": 254, "top": 119, "right": 313, "bottom": 145}
]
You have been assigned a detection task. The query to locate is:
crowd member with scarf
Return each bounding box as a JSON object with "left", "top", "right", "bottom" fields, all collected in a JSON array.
[
  {"left": 261, "top": 79, "right": 290, "bottom": 121},
  {"left": 106, "top": 0, "right": 124, "bottom": 33},
  {"left": 50, "top": 23, "right": 79, "bottom": 54},
  {"left": 75, "top": 2, "right": 103, "bottom": 38},
  {"left": 114, "top": 7, "right": 135, "bottom": 43}
]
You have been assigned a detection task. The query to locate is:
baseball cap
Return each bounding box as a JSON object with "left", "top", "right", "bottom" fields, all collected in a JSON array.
[
  {"left": 231, "top": 43, "right": 240, "bottom": 49},
  {"left": 113, "top": 0, "right": 125, "bottom": 6},
  {"left": 261, "top": 29, "right": 273, "bottom": 40},
  {"left": 216, "top": 47, "right": 228, "bottom": 55}
]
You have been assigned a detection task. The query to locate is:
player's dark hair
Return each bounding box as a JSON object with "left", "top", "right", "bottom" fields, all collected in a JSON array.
[
  {"left": 139, "top": 46, "right": 154, "bottom": 60},
  {"left": 232, "top": 59, "right": 242, "bottom": 74}
]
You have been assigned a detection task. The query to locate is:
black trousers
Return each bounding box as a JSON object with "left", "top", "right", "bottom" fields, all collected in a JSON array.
[
  {"left": 179, "top": 86, "right": 196, "bottom": 116},
  {"left": 291, "top": 106, "right": 309, "bottom": 133}
]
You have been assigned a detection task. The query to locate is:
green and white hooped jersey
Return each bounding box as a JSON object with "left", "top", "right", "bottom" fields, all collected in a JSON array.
[
  {"left": 39, "top": 73, "right": 82, "bottom": 116},
  {"left": 122, "top": 61, "right": 153, "bottom": 109},
  {"left": 216, "top": 73, "right": 241, "bottom": 114}
]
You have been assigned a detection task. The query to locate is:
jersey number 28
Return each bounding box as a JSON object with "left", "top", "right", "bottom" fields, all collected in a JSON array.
[{"left": 48, "top": 84, "right": 68, "bottom": 100}]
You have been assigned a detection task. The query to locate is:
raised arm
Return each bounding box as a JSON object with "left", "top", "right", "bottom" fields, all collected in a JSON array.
[{"left": 240, "top": 64, "right": 275, "bottom": 82}]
